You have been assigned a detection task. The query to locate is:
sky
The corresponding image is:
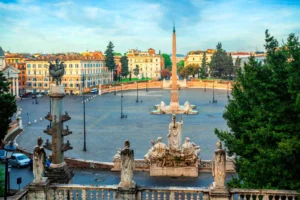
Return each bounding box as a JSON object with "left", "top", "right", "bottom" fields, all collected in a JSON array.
[{"left": 0, "top": 0, "right": 300, "bottom": 54}]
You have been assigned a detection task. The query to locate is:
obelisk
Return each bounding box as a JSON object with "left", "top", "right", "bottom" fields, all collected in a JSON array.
[{"left": 169, "top": 23, "right": 180, "bottom": 110}]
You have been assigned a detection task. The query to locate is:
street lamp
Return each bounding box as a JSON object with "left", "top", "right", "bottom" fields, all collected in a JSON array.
[
  {"left": 114, "top": 84, "right": 117, "bottom": 96},
  {"left": 82, "top": 74, "right": 87, "bottom": 151},
  {"left": 4, "top": 141, "right": 16, "bottom": 200},
  {"left": 136, "top": 81, "right": 139, "bottom": 103},
  {"left": 211, "top": 81, "right": 217, "bottom": 103},
  {"left": 34, "top": 69, "right": 38, "bottom": 104},
  {"left": 146, "top": 81, "right": 149, "bottom": 92},
  {"left": 204, "top": 81, "right": 206, "bottom": 92},
  {"left": 120, "top": 84, "right": 124, "bottom": 118}
]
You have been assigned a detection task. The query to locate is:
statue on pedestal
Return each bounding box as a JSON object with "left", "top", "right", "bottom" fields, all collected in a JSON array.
[
  {"left": 152, "top": 137, "right": 167, "bottom": 166},
  {"left": 181, "top": 137, "right": 195, "bottom": 162},
  {"left": 119, "top": 140, "right": 135, "bottom": 188},
  {"left": 33, "top": 137, "right": 46, "bottom": 183},
  {"left": 168, "top": 114, "right": 183, "bottom": 151},
  {"left": 16, "top": 107, "right": 22, "bottom": 119},
  {"left": 212, "top": 141, "right": 226, "bottom": 187},
  {"left": 144, "top": 139, "right": 156, "bottom": 163}
]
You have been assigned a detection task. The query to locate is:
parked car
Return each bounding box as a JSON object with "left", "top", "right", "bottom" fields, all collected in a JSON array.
[
  {"left": 8, "top": 153, "right": 30, "bottom": 168},
  {"left": 36, "top": 94, "right": 43, "bottom": 98},
  {"left": 0, "top": 150, "right": 7, "bottom": 162},
  {"left": 21, "top": 93, "right": 30, "bottom": 98}
]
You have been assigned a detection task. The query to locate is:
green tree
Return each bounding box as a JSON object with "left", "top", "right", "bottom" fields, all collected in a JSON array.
[
  {"left": 133, "top": 65, "right": 140, "bottom": 79},
  {"left": 162, "top": 53, "right": 172, "bottom": 71},
  {"left": 0, "top": 165, "right": 4, "bottom": 197},
  {"left": 114, "top": 52, "right": 122, "bottom": 56},
  {"left": 177, "top": 60, "right": 184, "bottom": 67},
  {"left": 233, "top": 56, "right": 242, "bottom": 79},
  {"left": 104, "top": 41, "right": 116, "bottom": 79},
  {"left": 210, "top": 42, "right": 228, "bottom": 78},
  {"left": 200, "top": 52, "right": 208, "bottom": 79},
  {"left": 225, "top": 53, "right": 234, "bottom": 79},
  {"left": 180, "top": 64, "right": 199, "bottom": 79},
  {"left": 160, "top": 69, "right": 172, "bottom": 79},
  {"left": 120, "top": 56, "right": 129, "bottom": 78},
  {"left": 0, "top": 71, "right": 17, "bottom": 141},
  {"left": 215, "top": 30, "right": 300, "bottom": 190}
]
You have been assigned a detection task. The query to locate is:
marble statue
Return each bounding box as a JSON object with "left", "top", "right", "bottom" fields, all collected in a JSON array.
[
  {"left": 33, "top": 137, "right": 46, "bottom": 183},
  {"left": 212, "top": 141, "right": 226, "bottom": 187},
  {"left": 160, "top": 101, "right": 166, "bottom": 108},
  {"left": 168, "top": 114, "right": 183, "bottom": 150},
  {"left": 192, "top": 142, "right": 201, "bottom": 159},
  {"left": 16, "top": 107, "right": 22, "bottom": 118},
  {"left": 119, "top": 140, "right": 135, "bottom": 188},
  {"left": 153, "top": 137, "right": 167, "bottom": 159},
  {"left": 113, "top": 148, "right": 121, "bottom": 161},
  {"left": 181, "top": 137, "right": 195, "bottom": 160},
  {"left": 49, "top": 58, "right": 65, "bottom": 86},
  {"left": 144, "top": 139, "right": 156, "bottom": 162}
]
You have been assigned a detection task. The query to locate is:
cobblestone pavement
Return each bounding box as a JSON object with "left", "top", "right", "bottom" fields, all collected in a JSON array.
[{"left": 16, "top": 88, "right": 229, "bottom": 162}]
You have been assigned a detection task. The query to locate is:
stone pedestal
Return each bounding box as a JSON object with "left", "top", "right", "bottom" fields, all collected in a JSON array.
[
  {"left": 18, "top": 117, "right": 23, "bottom": 129},
  {"left": 98, "top": 84, "right": 102, "bottom": 95},
  {"left": 116, "top": 185, "right": 137, "bottom": 200},
  {"left": 209, "top": 185, "right": 231, "bottom": 200},
  {"left": 26, "top": 178, "right": 50, "bottom": 200},
  {"left": 45, "top": 162, "right": 73, "bottom": 184},
  {"left": 150, "top": 165, "right": 198, "bottom": 177}
]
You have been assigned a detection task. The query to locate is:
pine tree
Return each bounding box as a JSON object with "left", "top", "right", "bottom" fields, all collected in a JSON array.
[
  {"left": 200, "top": 52, "right": 208, "bottom": 79},
  {"left": 210, "top": 42, "right": 229, "bottom": 78},
  {"left": 0, "top": 71, "right": 17, "bottom": 141},
  {"left": 104, "top": 41, "right": 116, "bottom": 79},
  {"left": 120, "top": 56, "right": 129, "bottom": 78},
  {"left": 215, "top": 30, "right": 300, "bottom": 190}
]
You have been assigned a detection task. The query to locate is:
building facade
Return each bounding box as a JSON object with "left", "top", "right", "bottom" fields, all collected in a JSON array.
[
  {"left": 0, "top": 46, "right": 5, "bottom": 71},
  {"left": 25, "top": 54, "right": 112, "bottom": 94},
  {"left": 127, "top": 48, "right": 164, "bottom": 79},
  {"left": 184, "top": 49, "right": 216, "bottom": 67},
  {"left": 5, "top": 54, "right": 29, "bottom": 95}
]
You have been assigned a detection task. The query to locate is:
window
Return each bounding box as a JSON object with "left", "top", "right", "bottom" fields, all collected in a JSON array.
[
  {"left": 28, "top": 71, "right": 30, "bottom": 75},
  {"left": 44, "top": 78, "right": 48, "bottom": 81},
  {"left": 33, "top": 83, "right": 36, "bottom": 86},
  {"left": 76, "top": 84, "right": 79, "bottom": 87},
  {"left": 33, "top": 64, "right": 36, "bottom": 68},
  {"left": 44, "top": 64, "right": 47, "bottom": 68},
  {"left": 38, "top": 64, "right": 42, "bottom": 68},
  {"left": 38, "top": 83, "right": 42, "bottom": 87},
  {"left": 93, "top": 64, "right": 95, "bottom": 67},
  {"left": 27, "top": 83, "right": 31, "bottom": 86},
  {"left": 39, "top": 71, "right": 41, "bottom": 75},
  {"left": 70, "top": 84, "right": 73, "bottom": 87},
  {"left": 27, "top": 64, "right": 31, "bottom": 68},
  {"left": 44, "top": 84, "right": 48, "bottom": 87},
  {"left": 84, "top": 64, "right": 87, "bottom": 68},
  {"left": 69, "top": 64, "right": 73, "bottom": 68},
  {"left": 64, "top": 84, "right": 67, "bottom": 87},
  {"left": 75, "top": 64, "right": 79, "bottom": 68}
]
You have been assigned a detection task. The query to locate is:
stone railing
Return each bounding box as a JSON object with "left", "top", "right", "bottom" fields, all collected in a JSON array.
[
  {"left": 50, "top": 184, "right": 119, "bottom": 199},
  {"left": 49, "top": 184, "right": 210, "bottom": 200},
  {"left": 137, "top": 186, "right": 210, "bottom": 200},
  {"left": 230, "top": 189, "right": 299, "bottom": 200}
]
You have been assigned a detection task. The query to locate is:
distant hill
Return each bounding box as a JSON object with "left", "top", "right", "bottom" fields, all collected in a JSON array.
[{"left": 169, "top": 54, "right": 185, "bottom": 57}]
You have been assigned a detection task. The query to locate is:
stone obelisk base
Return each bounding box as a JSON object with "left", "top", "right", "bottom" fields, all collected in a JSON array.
[
  {"left": 209, "top": 185, "right": 231, "bottom": 200},
  {"left": 45, "top": 163, "right": 74, "bottom": 184},
  {"left": 26, "top": 178, "right": 50, "bottom": 200},
  {"left": 116, "top": 185, "right": 137, "bottom": 200}
]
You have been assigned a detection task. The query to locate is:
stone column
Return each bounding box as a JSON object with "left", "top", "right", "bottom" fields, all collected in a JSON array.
[
  {"left": 209, "top": 141, "right": 230, "bottom": 200},
  {"left": 16, "top": 78, "right": 19, "bottom": 98},
  {"left": 12, "top": 78, "right": 16, "bottom": 96},
  {"left": 44, "top": 84, "right": 74, "bottom": 184},
  {"left": 26, "top": 178, "right": 51, "bottom": 200}
]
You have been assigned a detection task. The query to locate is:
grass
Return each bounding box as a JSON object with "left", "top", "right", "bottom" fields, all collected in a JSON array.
[{"left": 120, "top": 78, "right": 153, "bottom": 83}]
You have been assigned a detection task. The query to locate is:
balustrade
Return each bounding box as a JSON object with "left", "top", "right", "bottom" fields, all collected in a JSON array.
[{"left": 230, "top": 189, "right": 299, "bottom": 200}]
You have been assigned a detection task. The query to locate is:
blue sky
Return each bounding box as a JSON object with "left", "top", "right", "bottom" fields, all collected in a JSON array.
[{"left": 0, "top": 0, "right": 300, "bottom": 54}]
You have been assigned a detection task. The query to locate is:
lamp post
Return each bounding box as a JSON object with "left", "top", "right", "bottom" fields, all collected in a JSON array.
[
  {"left": 121, "top": 84, "right": 124, "bottom": 118},
  {"left": 34, "top": 69, "right": 38, "bottom": 104},
  {"left": 212, "top": 81, "right": 217, "bottom": 103},
  {"left": 114, "top": 84, "right": 116, "bottom": 96},
  {"left": 146, "top": 81, "right": 149, "bottom": 92},
  {"left": 4, "top": 141, "right": 16, "bottom": 200},
  {"left": 204, "top": 81, "right": 206, "bottom": 92},
  {"left": 48, "top": 75, "right": 52, "bottom": 128},
  {"left": 82, "top": 74, "right": 87, "bottom": 151},
  {"left": 26, "top": 113, "right": 30, "bottom": 125},
  {"left": 136, "top": 81, "right": 139, "bottom": 103}
]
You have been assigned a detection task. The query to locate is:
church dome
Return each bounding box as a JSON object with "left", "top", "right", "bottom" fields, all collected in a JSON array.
[{"left": 0, "top": 46, "right": 4, "bottom": 56}]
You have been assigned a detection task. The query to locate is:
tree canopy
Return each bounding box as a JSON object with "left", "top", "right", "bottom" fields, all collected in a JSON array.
[
  {"left": 215, "top": 30, "right": 300, "bottom": 190},
  {"left": 200, "top": 52, "right": 208, "bottom": 79},
  {"left": 104, "top": 41, "right": 116, "bottom": 72},
  {"left": 160, "top": 69, "right": 172, "bottom": 79},
  {"left": 0, "top": 71, "right": 17, "bottom": 141},
  {"left": 133, "top": 65, "right": 140, "bottom": 78},
  {"left": 180, "top": 64, "right": 199, "bottom": 78},
  {"left": 177, "top": 60, "right": 184, "bottom": 67},
  {"left": 120, "top": 56, "right": 129, "bottom": 78},
  {"left": 210, "top": 42, "right": 234, "bottom": 78},
  {"left": 162, "top": 53, "right": 172, "bottom": 71}
]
